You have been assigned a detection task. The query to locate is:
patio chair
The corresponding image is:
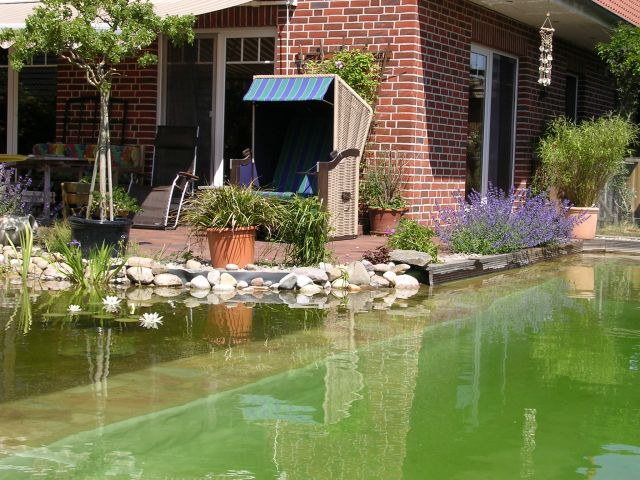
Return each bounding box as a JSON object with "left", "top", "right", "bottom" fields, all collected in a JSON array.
[
  {"left": 236, "top": 74, "right": 373, "bottom": 238},
  {"left": 129, "top": 125, "right": 199, "bottom": 229}
]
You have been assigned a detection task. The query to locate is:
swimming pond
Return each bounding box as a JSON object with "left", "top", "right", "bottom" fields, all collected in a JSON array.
[{"left": 1, "top": 255, "right": 639, "bottom": 478}]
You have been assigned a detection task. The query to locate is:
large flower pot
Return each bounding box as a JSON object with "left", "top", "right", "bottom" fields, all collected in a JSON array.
[
  {"left": 368, "top": 208, "right": 407, "bottom": 235},
  {"left": 568, "top": 207, "right": 599, "bottom": 240},
  {"left": 206, "top": 226, "right": 256, "bottom": 268},
  {"left": 69, "top": 216, "right": 132, "bottom": 257}
]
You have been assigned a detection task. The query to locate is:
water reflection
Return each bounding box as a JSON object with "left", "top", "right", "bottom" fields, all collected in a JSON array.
[{"left": 0, "top": 256, "right": 639, "bottom": 479}]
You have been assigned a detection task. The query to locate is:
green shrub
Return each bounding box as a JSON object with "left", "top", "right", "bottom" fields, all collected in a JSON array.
[
  {"left": 276, "top": 196, "right": 331, "bottom": 265},
  {"left": 536, "top": 115, "right": 638, "bottom": 206},
  {"left": 39, "top": 220, "right": 72, "bottom": 254},
  {"left": 388, "top": 219, "right": 438, "bottom": 261},
  {"left": 306, "top": 49, "right": 381, "bottom": 105}
]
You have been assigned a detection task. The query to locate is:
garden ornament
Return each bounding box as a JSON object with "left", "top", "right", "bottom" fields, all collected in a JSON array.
[{"left": 0, "top": 214, "right": 37, "bottom": 246}]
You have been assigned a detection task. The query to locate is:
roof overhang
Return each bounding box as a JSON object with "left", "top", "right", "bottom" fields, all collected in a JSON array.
[
  {"left": 468, "top": 0, "right": 631, "bottom": 50},
  {"left": 0, "top": 0, "right": 253, "bottom": 30}
]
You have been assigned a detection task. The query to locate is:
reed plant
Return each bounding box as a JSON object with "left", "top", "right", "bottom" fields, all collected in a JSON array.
[{"left": 6, "top": 222, "right": 34, "bottom": 282}]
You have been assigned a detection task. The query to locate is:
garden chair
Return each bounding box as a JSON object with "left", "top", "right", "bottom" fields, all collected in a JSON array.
[
  {"left": 234, "top": 74, "right": 373, "bottom": 238},
  {"left": 129, "top": 125, "right": 199, "bottom": 229}
]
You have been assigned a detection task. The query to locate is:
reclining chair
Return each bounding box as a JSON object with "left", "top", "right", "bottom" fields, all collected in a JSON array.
[{"left": 130, "top": 126, "right": 199, "bottom": 229}]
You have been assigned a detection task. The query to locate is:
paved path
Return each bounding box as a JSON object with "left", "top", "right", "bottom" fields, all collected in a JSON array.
[{"left": 129, "top": 227, "right": 386, "bottom": 264}]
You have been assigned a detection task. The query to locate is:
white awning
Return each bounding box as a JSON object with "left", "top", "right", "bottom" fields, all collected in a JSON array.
[{"left": 0, "top": 0, "right": 253, "bottom": 30}]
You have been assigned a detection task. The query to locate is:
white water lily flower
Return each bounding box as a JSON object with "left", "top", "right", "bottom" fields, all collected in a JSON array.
[
  {"left": 102, "top": 296, "right": 122, "bottom": 310},
  {"left": 139, "top": 312, "right": 163, "bottom": 329},
  {"left": 68, "top": 305, "right": 81, "bottom": 314}
]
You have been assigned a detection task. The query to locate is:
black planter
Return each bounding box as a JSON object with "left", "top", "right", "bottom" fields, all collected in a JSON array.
[{"left": 69, "top": 216, "right": 133, "bottom": 257}]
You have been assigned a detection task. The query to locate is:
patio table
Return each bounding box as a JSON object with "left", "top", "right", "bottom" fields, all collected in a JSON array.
[{"left": 2, "top": 155, "right": 92, "bottom": 219}]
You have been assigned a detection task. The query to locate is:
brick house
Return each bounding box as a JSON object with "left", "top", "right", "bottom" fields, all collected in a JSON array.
[{"left": 1, "top": 0, "right": 638, "bottom": 223}]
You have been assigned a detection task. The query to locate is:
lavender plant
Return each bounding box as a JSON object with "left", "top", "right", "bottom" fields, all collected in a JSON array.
[
  {"left": 0, "top": 163, "right": 31, "bottom": 216},
  {"left": 437, "top": 186, "right": 580, "bottom": 255}
]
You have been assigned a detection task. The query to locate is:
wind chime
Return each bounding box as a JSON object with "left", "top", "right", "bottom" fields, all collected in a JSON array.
[{"left": 538, "top": 12, "right": 555, "bottom": 87}]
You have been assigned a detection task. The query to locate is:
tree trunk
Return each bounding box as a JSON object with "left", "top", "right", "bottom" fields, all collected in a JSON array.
[{"left": 98, "top": 90, "right": 113, "bottom": 221}]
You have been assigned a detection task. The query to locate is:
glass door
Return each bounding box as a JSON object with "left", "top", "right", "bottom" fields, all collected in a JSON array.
[
  {"left": 466, "top": 47, "right": 517, "bottom": 195},
  {"left": 165, "top": 37, "right": 215, "bottom": 182}
]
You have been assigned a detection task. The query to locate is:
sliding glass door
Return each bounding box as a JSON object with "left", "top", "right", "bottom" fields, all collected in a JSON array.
[{"left": 466, "top": 47, "right": 517, "bottom": 195}]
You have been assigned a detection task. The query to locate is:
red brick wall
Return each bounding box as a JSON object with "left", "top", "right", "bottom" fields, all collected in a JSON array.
[{"left": 286, "top": 0, "right": 617, "bottom": 223}]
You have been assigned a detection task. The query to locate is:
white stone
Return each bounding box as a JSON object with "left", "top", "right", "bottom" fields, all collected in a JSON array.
[
  {"left": 278, "top": 273, "right": 298, "bottom": 290},
  {"left": 185, "top": 259, "right": 203, "bottom": 269},
  {"left": 236, "top": 280, "right": 249, "bottom": 289},
  {"left": 225, "top": 263, "right": 239, "bottom": 271},
  {"left": 389, "top": 249, "right": 433, "bottom": 268},
  {"left": 0, "top": 254, "right": 4, "bottom": 264},
  {"left": 219, "top": 272, "right": 237, "bottom": 287},
  {"left": 127, "top": 266, "right": 154, "bottom": 285},
  {"left": 327, "top": 267, "right": 343, "bottom": 282},
  {"left": 207, "top": 270, "right": 221, "bottom": 286},
  {"left": 392, "top": 263, "right": 411, "bottom": 274},
  {"left": 126, "top": 256, "right": 155, "bottom": 268},
  {"left": 190, "top": 275, "right": 211, "bottom": 290},
  {"left": 383, "top": 271, "right": 397, "bottom": 285},
  {"left": 250, "top": 277, "right": 264, "bottom": 287},
  {"left": 245, "top": 263, "right": 257, "bottom": 271},
  {"left": 348, "top": 284, "right": 361, "bottom": 292},
  {"left": 331, "top": 278, "right": 350, "bottom": 289},
  {"left": 33, "top": 257, "right": 49, "bottom": 270},
  {"left": 292, "top": 267, "right": 329, "bottom": 283},
  {"left": 270, "top": 282, "right": 280, "bottom": 290},
  {"left": 189, "top": 289, "right": 209, "bottom": 299},
  {"left": 370, "top": 275, "right": 391, "bottom": 287},
  {"left": 295, "top": 274, "right": 314, "bottom": 288},
  {"left": 213, "top": 284, "right": 236, "bottom": 293},
  {"left": 373, "top": 263, "right": 390, "bottom": 273},
  {"left": 394, "top": 274, "right": 420, "bottom": 289},
  {"left": 361, "top": 259, "right": 374, "bottom": 271},
  {"left": 346, "top": 261, "right": 371, "bottom": 286},
  {"left": 299, "top": 284, "right": 322, "bottom": 296},
  {"left": 153, "top": 273, "right": 183, "bottom": 287}
]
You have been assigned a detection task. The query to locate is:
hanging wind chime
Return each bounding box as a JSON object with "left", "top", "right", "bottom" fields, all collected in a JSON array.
[{"left": 538, "top": 12, "right": 555, "bottom": 87}]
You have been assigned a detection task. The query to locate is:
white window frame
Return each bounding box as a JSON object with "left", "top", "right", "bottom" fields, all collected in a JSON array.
[
  {"left": 470, "top": 44, "right": 519, "bottom": 194},
  {"left": 158, "top": 27, "right": 276, "bottom": 186}
]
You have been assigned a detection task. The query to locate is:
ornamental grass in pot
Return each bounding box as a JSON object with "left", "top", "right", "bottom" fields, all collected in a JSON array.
[
  {"left": 536, "top": 115, "right": 638, "bottom": 239},
  {"left": 361, "top": 150, "right": 408, "bottom": 235},
  {"left": 183, "top": 185, "right": 278, "bottom": 268}
]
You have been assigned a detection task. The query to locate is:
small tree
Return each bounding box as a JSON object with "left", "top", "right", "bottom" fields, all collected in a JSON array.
[
  {"left": 597, "top": 24, "right": 640, "bottom": 119},
  {"left": 0, "top": 0, "right": 195, "bottom": 221}
]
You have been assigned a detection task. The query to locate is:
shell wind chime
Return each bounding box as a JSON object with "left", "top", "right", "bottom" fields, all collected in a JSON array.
[{"left": 538, "top": 12, "right": 555, "bottom": 86}]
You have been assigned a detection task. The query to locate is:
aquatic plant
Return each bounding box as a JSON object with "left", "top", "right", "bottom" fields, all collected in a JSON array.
[
  {"left": 437, "top": 186, "right": 579, "bottom": 255},
  {"left": 6, "top": 222, "right": 34, "bottom": 282},
  {"left": 102, "top": 296, "right": 122, "bottom": 313},
  {"left": 68, "top": 305, "right": 81, "bottom": 314},
  {"left": 139, "top": 312, "right": 163, "bottom": 329},
  {"left": 57, "top": 240, "right": 126, "bottom": 287}
]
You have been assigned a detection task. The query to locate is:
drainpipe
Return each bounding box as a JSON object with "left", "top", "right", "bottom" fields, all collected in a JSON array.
[{"left": 248, "top": 1, "right": 298, "bottom": 73}]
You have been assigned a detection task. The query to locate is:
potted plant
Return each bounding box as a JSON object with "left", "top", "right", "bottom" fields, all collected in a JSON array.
[
  {"left": 361, "top": 150, "right": 408, "bottom": 235},
  {"left": 536, "top": 115, "right": 638, "bottom": 239},
  {"left": 91, "top": 186, "right": 143, "bottom": 219},
  {"left": 0, "top": 163, "right": 36, "bottom": 247},
  {"left": 182, "top": 185, "right": 278, "bottom": 268},
  {"left": 1, "top": 0, "right": 194, "bottom": 253}
]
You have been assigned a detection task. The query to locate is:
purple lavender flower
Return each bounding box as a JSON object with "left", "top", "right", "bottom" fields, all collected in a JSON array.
[
  {"left": 68, "top": 239, "right": 81, "bottom": 248},
  {"left": 0, "top": 163, "right": 31, "bottom": 216},
  {"left": 334, "top": 60, "right": 344, "bottom": 70},
  {"left": 436, "top": 185, "right": 581, "bottom": 255}
]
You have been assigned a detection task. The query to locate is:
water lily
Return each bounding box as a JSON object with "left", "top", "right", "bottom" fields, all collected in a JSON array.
[
  {"left": 67, "top": 305, "right": 81, "bottom": 314},
  {"left": 102, "top": 296, "right": 122, "bottom": 312},
  {"left": 139, "top": 312, "right": 163, "bottom": 329}
]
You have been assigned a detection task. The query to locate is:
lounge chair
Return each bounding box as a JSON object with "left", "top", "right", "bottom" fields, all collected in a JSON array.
[{"left": 130, "top": 126, "right": 199, "bottom": 229}]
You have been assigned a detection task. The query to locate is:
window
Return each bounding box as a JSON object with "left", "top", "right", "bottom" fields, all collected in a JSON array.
[
  {"left": 466, "top": 47, "right": 518, "bottom": 195},
  {"left": 565, "top": 74, "right": 578, "bottom": 123}
]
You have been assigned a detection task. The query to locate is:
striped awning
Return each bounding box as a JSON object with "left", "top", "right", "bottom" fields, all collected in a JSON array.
[{"left": 244, "top": 76, "right": 334, "bottom": 102}]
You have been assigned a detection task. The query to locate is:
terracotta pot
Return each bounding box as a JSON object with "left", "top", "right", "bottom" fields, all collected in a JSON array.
[
  {"left": 568, "top": 207, "right": 599, "bottom": 240},
  {"left": 206, "top": 226, "right": 256, "bottom": 268},
  {"left": 368, "top": 207, "right": 407, "bottom": 235}
]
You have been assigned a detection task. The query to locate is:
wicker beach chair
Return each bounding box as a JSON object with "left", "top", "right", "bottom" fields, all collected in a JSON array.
[{"left": 233, "top": 74, "right": 373, "bottom": 239}]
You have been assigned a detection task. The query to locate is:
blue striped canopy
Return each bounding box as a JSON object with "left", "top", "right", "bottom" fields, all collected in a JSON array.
[{"left": 243, "top": 76, "right": 333, "bottom": 102}]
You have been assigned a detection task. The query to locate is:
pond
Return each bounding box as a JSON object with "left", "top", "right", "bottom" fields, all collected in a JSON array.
[{"left": 0, "top": 255, "right": 639, "bottom": 479}]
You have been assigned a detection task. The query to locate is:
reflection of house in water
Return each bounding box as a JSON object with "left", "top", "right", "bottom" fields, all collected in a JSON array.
[
  {"left": 250, "top": 310, "right": 424, "bottom": 479},
  {"left": 204, "top": 303, "right": 253, "bottom": 347}
]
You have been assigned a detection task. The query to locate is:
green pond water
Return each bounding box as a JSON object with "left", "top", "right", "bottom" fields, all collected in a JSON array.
[{"left": 1, "top": 255, "right": 639, "bottom": 479}]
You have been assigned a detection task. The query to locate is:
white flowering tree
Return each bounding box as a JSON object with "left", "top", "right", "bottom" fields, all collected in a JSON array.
[{"left": 0, "top": 0, "right": 195, "bottom": 221}]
